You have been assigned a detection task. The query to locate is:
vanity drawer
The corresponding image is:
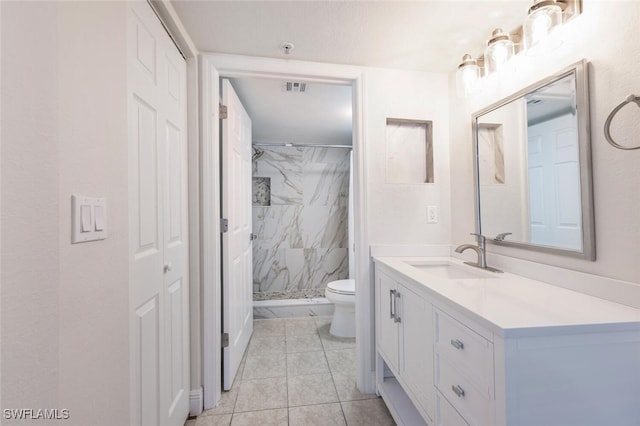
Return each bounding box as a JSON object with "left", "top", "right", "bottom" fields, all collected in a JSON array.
[
  {"left": 435, "top": 310, "right": 494, "bottom": 391},
  {"left": 436, "top": 358, "right": 492, "bottom": 426},
  {"left": 436, "top": 391, "right": 469, "bottom": 426}
]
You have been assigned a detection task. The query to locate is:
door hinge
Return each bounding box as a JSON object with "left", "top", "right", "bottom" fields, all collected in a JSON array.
[
  {"left": 221, "top": 218, "right": 229, "bottom": 233},
  {"left": 219, "top": 104, "right": 228, "bottom": 119},
  {"left": 222, "top": 332, "right": 229, "bottom": 348}
]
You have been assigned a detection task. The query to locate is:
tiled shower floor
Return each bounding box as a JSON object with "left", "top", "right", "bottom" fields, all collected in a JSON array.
[{"left": 186, "top": 316, "right": 395, "bottom": 426}]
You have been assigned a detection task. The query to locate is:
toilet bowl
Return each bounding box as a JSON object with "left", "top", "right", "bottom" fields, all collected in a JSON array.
[{"left": 325, "top": 279, "right": 356, "bottom": 338}]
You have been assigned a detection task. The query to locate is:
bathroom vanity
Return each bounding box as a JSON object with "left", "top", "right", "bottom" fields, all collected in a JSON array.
[{"left": 373, "top": 256, "right": 640, "bottom": 426}]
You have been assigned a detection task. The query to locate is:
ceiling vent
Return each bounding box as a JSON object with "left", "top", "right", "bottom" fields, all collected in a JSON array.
[{"left": 285, "top": 81, "right": 307, "bottom": 93}]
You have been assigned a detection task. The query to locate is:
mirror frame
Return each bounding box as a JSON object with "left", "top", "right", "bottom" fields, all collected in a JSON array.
[{"left": 472, "top": 59, "right": 595, "bottom": 260}]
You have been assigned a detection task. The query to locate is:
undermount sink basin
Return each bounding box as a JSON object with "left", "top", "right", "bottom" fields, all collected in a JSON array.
[{"left": 405, "top": 262, "right": 498, "bottom": 279}]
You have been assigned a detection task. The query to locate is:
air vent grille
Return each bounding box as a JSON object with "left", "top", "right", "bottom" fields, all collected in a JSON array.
[{"left": 285, "top": 81, "right": 307, "bottom": 93}]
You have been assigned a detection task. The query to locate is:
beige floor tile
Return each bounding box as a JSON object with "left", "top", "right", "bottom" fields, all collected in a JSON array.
[
  {"left": 285, "top": 317, "right": 319, "bottom": 336},
  {"left": 314, "top": 316, "right": 333, "bottom": 328},
  {"left": 331, "top": 372, "right": 378, "bottom": 402},
  {"left": 201, "top": 388, "right": 239, "bottom": 415},
  {"left": 287, "top": 350, "right": 330, "bottom": 376},
  {"left": 289, "top": 403, "right": 346, "bottom": 426},
  {"left": 341, "top": 398, "right": 395, "bottom": 426},
  {"left": 253, "top": 319, "right": 286, "bottom": 337},
  {"left": 184, "top": 419, "right": 197, "bottom": 426},
  {"left": 288, "top": 373, "right": 339, "bottom": 407},
  {"left": 286, "top": 333, "right": 323, "bottom": 353},
  {"left": 235, "top": 377, "right": 288, "bottom": 412},
  {"left": 195, "top": 414, "right": 232, "bottom": 426},
  {"left": 242, "top": 352, "right": 286, "bottom": 380},
  {"left": 248, "top": 335, "right": 286, "bottom": 356},
  {"left": 318, "top": 323, "right": 356, "bottom": 350},
  {"left": 325, "top": 348, "right": 356, "bottom": 373},
  {"left": 230, "top": 408, "right": 288, "bottom": 426}
]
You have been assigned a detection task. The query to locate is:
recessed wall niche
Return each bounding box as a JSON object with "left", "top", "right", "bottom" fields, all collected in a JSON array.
[
  {"left": 478, "top": 123, "right": 505, "bottom": 185},
  {"left": 385, "top": 118, "right": 434, "bottom": 183},
  {"left": 252, "top": 177, "right": 271, "bottom": 206}
]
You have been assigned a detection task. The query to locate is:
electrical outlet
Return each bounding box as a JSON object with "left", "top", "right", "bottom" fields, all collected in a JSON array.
[{"left": 427, "top": 205, "right": 438, "bottom": 224}]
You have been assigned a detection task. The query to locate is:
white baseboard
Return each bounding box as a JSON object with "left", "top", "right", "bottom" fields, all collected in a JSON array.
[{"left": 189, "top": 387, "right": 203, "bottom": 417}]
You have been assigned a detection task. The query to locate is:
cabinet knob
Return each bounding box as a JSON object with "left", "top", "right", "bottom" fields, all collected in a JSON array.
[
  {"left": 164, "top": 263, "right": 172, "bottom": 273},
  {"left": 451, "top": 384, "right": 465, "bottom": 398},
  {"left": 450, "top": 339, "right": 464, "bottom": 350}
]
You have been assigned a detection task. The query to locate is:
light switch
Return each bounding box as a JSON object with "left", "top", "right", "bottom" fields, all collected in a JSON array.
[
  {"left": 94, "top": 205, "right": 105, "bottom": 231},
  {"left": 81, "top": 205, "right": 93, "bottom": 232},
  {"left": 72, "top": 195, "right": 107, "bottom": 243}
]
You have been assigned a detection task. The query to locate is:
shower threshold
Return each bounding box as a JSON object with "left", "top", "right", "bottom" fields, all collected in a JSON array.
[{"left": 253, "top": 297, "right": 334, "bottom": 319}]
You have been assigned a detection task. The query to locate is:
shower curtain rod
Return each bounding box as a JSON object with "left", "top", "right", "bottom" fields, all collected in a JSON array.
[{"left": 253, "top": 142, "right": 352, "bottom": 149}]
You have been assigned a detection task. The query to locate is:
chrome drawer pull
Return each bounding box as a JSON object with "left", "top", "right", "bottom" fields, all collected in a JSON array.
[
  {"left": 451, "top": 385, "right": 465, "bottom": 398},
  {"left": 389, "top": 289, "right": 396, "bottom": 319},
  {"left": 394, "top": 291, "right": 401, "bottom": 323},
  {"left": 450, "top": 339, "right": 464, "bottom": 350}
]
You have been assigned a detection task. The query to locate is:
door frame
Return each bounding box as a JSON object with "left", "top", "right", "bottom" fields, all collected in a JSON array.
[{"left": 200, "top": 53, "right": 373, "bottom": 409}]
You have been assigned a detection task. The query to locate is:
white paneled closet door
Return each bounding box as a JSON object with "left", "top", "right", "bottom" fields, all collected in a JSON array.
[{"left": 128, "top": 3, "right": 189, "bottom": 426}]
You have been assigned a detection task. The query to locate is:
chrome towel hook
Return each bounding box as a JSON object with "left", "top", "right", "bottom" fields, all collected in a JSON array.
[{"left": 604, "top": 94, "right": 640, "bottom": 150}]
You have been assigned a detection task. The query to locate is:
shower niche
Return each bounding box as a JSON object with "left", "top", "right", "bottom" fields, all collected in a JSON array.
[{"left": 252, "top": 177, "right": 271, "bottom": 206}]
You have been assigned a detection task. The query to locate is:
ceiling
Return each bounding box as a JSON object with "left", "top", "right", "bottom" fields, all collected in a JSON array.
[
  {"left": 228, "top": 77, "right": 353, "bottom": 145},
  {"left": 170, "top": 1, "right": 532, "bottom": 145}
]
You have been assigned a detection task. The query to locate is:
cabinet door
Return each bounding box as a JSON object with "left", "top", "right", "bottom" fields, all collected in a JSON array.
[
  {"left": 400, "top": 284, "right": 434, "bottom": 421},
  {"left": 377, "top": 271, "right": 399, "bottom": 371}
]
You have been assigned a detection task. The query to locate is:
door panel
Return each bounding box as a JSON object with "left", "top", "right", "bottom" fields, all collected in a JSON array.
[
  {"left": 129, "top": 3, "right": 189, "bottom": 426},
  {"left": 527, "top": 114, "right": 581, "bottom": 250},
  {"left": 222, "top": 79, "right": 253, "bottom": 390}
]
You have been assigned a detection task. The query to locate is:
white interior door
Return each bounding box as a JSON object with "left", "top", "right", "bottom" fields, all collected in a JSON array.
[
  {"left": 527, "top": 113, "right": 582, "bottom": 250},
  {"left": 221, "top": 79, "right": 253, "bottom": 390},
  {"left": 128, "top": 3, "right": 190, "bottom": 425}
]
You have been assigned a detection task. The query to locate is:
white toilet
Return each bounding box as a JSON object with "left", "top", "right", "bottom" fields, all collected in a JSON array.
[{"left": 325, "top": 279, "right": 356, "bottom": 338}]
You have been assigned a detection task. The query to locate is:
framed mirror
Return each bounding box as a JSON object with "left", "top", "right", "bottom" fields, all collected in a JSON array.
[{"left": 473, "top": 60, "right": 595, "bottom": 259}]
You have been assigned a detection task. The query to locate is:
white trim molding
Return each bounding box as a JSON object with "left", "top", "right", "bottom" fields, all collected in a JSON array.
[
  {"left": 189, "top": 387, "right": 203, "bottom": 417},
  {"left": 198, "top": 53, "right": 376, "bottom": 404}
]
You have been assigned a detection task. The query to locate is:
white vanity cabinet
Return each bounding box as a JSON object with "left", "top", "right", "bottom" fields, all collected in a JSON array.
[
  {"left": 373, "top": 257, "right": 640, "bottom": 426},
  {"left": 434, "top": 309, "right": 494, "bottom": 426},
  {"left": 376, "top": 269, "right": 434, "bottom": 425}
]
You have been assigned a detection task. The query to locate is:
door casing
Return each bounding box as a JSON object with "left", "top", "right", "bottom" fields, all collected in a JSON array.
[{"left": 199, "top": 53, "right": 373, "bottom": 409}]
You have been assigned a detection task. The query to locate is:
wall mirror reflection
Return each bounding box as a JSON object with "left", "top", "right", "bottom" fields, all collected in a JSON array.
[{"left": 474, "top": 60, "right": 595, "bottom": 259}]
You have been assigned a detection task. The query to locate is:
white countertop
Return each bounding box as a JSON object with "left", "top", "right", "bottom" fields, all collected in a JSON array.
[{"left": 373, "top": 256, "right": 640, "bottom": 338}]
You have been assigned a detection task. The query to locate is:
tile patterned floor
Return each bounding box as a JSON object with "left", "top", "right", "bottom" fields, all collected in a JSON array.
[{"left": 185, "top": 316, "right": 396, "bottom": 426}]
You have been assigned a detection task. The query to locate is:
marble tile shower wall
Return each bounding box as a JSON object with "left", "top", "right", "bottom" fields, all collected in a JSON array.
[{"left": 252, "top": 146, "right": 350, "bottom": 300}]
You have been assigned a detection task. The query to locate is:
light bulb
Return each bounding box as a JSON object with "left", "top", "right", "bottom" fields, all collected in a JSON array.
[
  {"left": 484, "top": 29, "right": 514, "bottom": 74},
  {"left": 456, "top": 54, "right": 481, "bottom": 98},
  {"left": 524, "top": 1, "right": 564, "bottom": 51}
]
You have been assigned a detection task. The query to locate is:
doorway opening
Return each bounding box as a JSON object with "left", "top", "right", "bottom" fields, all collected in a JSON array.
[
  {"left": 200, "top": 54, "right": 372, "bottom": 411},
  {"left": 229, "top": 76, "right": 354, "bottom": 317}
]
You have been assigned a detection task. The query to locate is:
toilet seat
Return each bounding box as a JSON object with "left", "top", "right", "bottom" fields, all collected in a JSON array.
[{"left": 326, "top": 279, "right": 355, "bottom": 296}]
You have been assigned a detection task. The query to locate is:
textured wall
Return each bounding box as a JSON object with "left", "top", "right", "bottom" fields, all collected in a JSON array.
[
  {"left": 1, "top": 2, "right": 130, "bottom": 425},
  {"left": 252, "top": 146, "right": 350, "bottom": 299},
  {"left": 449, "top": 0, "right": 640, "bottom": 284}
]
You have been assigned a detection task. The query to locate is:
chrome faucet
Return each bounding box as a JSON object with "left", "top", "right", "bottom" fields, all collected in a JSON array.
[{"left": 455, "top": 233, "right": 502, "bottom": 273}]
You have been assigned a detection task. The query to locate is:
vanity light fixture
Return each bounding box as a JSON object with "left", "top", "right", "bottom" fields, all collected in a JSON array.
[
  {"left": 523, "top": 0, "right": 567, "bottom": 51},
  {"left": 485, "top": 28, "right": 515, "bottom": 74},
  {"left": 456, "top": 54, "right": 482, "bottom": 98},
  {"left": 454, "top": 0, "right": 581, "bottom": 98}
]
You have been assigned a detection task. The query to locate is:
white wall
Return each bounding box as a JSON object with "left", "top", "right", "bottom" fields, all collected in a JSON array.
[
  {"left": 449, "top": 0, "right": 640, "bottom": 285},
  {"left": 365, "top": 67, "right": 451, "bottom": 248},
  {"left": 2, "top": 2, "right": 130, "bottom": 424}
]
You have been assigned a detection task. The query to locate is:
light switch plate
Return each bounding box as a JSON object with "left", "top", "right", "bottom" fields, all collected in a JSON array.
[{"left": 72, "top": 195, "right": 107, "bottom": 243}]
